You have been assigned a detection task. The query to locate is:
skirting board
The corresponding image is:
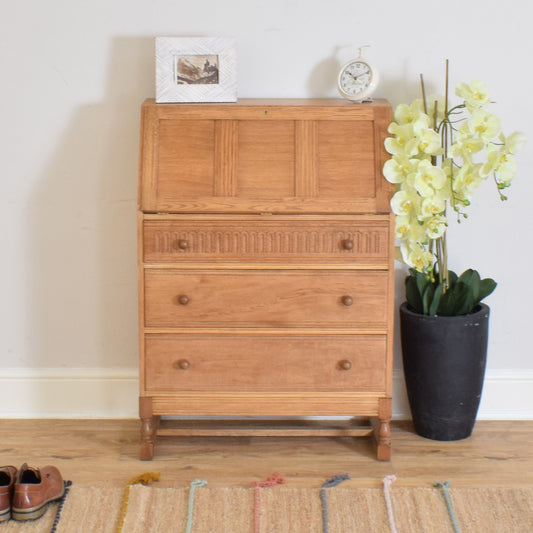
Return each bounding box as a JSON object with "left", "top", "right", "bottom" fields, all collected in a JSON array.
[{"left": 0, "top": 367, "right": 532, "bottom": 419}]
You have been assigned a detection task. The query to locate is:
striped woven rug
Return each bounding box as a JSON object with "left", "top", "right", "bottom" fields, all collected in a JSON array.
[{"left": 3, "top": 479, "right": 532, "bottom": 532}]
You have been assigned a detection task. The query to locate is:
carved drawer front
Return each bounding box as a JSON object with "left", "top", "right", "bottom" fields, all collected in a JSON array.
[
  {"left": 143, "top": 217, "right": 390, "bottom": 264},
  {"left": 144, "top": 333, "right": 387, "bottom": 391},
  {"left": 144, "top": 269, "right": 389, "bottom": 328}
]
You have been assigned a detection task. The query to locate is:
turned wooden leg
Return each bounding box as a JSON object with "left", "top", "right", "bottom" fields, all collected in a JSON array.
[
  {"left": 373, "top": 417, "right": 391, "bottom": 461},
  {"left": 372, "top": 397, "right": 392, "bottom": 461},
  {"left": 139, "top": 397, "right": 156, "bottom": 460}
]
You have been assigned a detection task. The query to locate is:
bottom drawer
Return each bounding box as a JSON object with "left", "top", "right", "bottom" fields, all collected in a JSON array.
[{"left": 144, "top": 334, "right": 387, "bottom": 392}]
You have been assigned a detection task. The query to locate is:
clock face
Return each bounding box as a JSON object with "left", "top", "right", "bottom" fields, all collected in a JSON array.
[
  {"left": 337, "top": 58, "right": 379, "bottom": 101},
  {"left": 339, "top": 61, "right": 372, "bottom": 96}
]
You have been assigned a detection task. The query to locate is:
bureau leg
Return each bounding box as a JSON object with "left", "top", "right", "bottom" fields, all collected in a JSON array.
[
  {"left": 139, "top": 397, "right": 156, "bottom": 460},
  {"left": 372, "top": 398, "right": 392, "bottom": 461},
  {"left": 372, "top": 417, "right": 391, "bottom": 461}
]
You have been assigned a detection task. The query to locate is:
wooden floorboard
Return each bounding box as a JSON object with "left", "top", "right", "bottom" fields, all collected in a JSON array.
[{"left": 0, "top": 419, "right": 531, "bottom": 488}]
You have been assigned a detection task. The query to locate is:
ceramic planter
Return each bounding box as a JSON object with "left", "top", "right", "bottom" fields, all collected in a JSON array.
[{"left": 399, "top": 302, "right": 490, "bottom": 440}]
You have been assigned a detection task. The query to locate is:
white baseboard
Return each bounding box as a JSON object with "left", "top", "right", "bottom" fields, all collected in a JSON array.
[
  {"left": 0, "top": 368, "right": 139, "bottom": 418},
  {"left": 1, "top": 367, "right": 532, "bottom": 419}
]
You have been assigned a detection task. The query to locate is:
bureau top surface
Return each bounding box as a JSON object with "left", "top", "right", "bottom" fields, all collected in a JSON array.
[{"left": 142, "top": 97, "right": 391, "bottom": 107}]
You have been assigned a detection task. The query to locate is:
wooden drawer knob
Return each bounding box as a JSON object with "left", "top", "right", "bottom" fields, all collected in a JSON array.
[
  {"left": 338, "top": 360, "right": 352, "bottom": 371},
  {"left": 177, "top": 239, "right": 189, "bottom": 250},
  {"left": 342, "top": 239, "right": 354, "bottom": 250},
  {"left": 341, "top": 295, "right": 353, "bottom": 306},
  {"left": 174, "top": 359, "right": 190, "bottom": 370},
  {"left": 178, "top": 295, "right": 190, "bottom": 305}
]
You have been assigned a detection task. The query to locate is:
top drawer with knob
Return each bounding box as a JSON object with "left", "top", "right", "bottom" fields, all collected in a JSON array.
[{"left": 142, "top": 215, "right": 391, "bottom": 266}]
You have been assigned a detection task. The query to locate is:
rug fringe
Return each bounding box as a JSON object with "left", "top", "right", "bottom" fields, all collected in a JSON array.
[
  {"left": 185, "top": 479, "right": 208, "bottom": 533},
  {"left": 253, "top": 473, "right": 285, "bottom": 533},
  {"left": 435, "top": 481, "right": 462, "bottom": 533},
  {"left": 115, "top": 472, "right": 160, "bottom": 533},
  {"left": 383, "top": 474, "right": 398, "bottom": 533},
  {"left": 321, "top": 473, "right": 350, "bottom": 533},
  {"left": 49, "top": 480, "right": 72, "bottom": 533}
]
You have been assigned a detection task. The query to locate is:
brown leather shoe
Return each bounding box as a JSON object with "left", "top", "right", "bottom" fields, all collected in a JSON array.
[
  {"left": 12, "top": 464, "right": 65, "bottom": 521},
  {"left": 0, "top": 466, "right": 17, "bottom": 522}
]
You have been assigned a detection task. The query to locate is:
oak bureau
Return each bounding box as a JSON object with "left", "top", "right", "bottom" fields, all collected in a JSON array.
[{"left": 137, "top": 98, "right": 394, "bottom": 460}]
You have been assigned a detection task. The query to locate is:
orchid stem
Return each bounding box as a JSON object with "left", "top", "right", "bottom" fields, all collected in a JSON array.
[
  {"left": 420, "top": 73, "right": 427, "bottom": 114},
  {"left": 445, "top": 59, "right": 449, "bottom": 115}
]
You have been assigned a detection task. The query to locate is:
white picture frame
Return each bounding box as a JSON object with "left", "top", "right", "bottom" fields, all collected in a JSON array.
[{"left": 156, "top": 37, "right": 237, "bottom": 103}]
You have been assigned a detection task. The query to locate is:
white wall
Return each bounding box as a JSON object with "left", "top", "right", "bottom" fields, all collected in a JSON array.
[{"left": 1, "top": 0, "right": 532, "bottom": 418}]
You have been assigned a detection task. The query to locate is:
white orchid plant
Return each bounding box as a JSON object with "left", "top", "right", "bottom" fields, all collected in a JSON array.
[{"left": 384, "top": 66, "right": 525, "bottom": 316}]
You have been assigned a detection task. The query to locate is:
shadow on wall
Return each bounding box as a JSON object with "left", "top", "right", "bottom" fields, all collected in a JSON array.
[
  {"left": 27, "top": 36, "right": 154, "bottom": 372},
  {"left": 305, "top": 46, "right": 343, "bottom": 97}
]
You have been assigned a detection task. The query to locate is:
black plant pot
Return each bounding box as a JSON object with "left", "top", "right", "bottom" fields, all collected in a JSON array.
[{"left": 399, "top": 302, "right": 490, "bottom": 441}]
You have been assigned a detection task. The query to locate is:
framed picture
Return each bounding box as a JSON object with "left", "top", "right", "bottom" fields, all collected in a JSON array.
[{"left": 156, "top": 37, "right": 237, "bottom": 103}]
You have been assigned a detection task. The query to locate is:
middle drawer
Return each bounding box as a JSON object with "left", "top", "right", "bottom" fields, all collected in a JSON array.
[{"left": 144, "top": 269, "right": 388, "bottom": 328}]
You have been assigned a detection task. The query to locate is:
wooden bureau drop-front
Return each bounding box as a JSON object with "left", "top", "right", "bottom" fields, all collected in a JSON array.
[{"left": 137, "top": 98, "right": 394, "bottom": 460}]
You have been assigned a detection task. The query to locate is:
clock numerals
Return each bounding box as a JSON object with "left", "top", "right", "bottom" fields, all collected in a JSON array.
[
  {"left": 337, "top": 56, "right": 378, "bottom": 102},
  {"left": 341, "top": 62, "right": 372, "bottom": 95}
]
